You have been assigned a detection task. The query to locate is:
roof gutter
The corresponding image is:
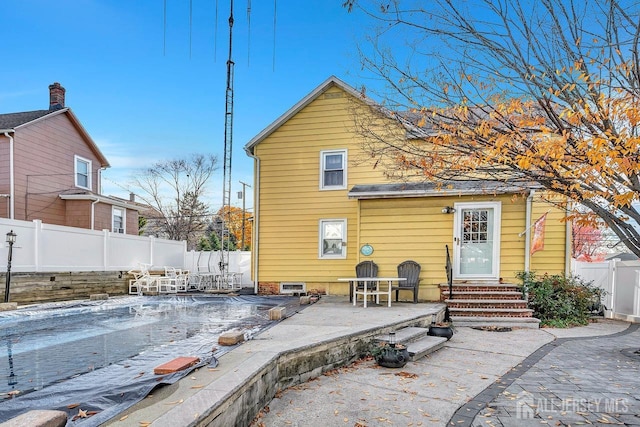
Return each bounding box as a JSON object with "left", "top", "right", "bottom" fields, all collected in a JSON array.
[
  {"left": 59, "top": 193, "right": 145, "bottom": 211},
  {"left": 348, "top": 186, "right": 531, "bottom": 200},
  {"left": 2, "top": 131, "right": 14, "bottom": 219}
]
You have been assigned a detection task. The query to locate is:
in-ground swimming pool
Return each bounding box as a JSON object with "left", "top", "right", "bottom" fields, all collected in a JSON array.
[{"left": 0, "top": 294, "right": 298, "bottom": 426}]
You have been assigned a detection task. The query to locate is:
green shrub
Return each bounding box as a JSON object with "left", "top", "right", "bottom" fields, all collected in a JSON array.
[{"left": 516, "top": 271, "right": 603, "bottom": 328}]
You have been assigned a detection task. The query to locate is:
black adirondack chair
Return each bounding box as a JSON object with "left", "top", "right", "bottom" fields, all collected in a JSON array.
[
  {"left": 350, "top": 260, "right": 379, "bottom": 303},
  {"left": 393, "top": 260, "right": 421, "bottom": 303}
]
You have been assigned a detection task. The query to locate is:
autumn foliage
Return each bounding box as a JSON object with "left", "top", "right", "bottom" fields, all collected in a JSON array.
[
  {"left": 216, "top": 206, "right": 252, "bottom": 250},
  {"left": 346, "top": 0, "right": 640, "bottom": 256}
]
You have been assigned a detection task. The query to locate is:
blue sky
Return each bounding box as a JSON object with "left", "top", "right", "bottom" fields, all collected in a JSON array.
[{"left": 1, "top": 0, "right": 375, "bottom": 211}]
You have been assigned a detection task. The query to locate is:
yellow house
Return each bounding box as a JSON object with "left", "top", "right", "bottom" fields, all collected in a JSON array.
[{"left": 244, "top": 76, "right": 569, "bottom": 301}]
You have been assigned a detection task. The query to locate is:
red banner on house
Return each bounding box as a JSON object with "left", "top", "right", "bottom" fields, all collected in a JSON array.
[{"left": 531, "top": 213, "right": 547, "bottom": 255}]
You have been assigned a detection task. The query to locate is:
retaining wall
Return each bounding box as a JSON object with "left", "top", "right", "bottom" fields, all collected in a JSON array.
[
  {"left": 193, "top": 314, "right": 436, "bottom": 427},
  {"left": 0, "top": 271, "right": 129, "bottom": 304}
]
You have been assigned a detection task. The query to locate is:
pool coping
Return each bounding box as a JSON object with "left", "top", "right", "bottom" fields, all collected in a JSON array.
[{"left": 102, "top": 297, "right": 445, "bottom": 427}]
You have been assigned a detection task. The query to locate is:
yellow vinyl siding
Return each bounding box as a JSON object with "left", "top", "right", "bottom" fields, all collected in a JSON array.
[
  {"left": 252, "top": 81, "right": 568, "bottom": 298},
  {"left": 254, "top": 86, "right": 389, "bottom": 286},
  {"left": 529, "top": 193, "right": 567, "bottom": 275},
  {"left": 357, "top": 194, "right": 532, "bottom": 300}
]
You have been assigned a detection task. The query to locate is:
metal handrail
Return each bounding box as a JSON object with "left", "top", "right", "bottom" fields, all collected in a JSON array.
[
  {"left": 445, "top": 244, "right": 453, "bottom": 299},
  {"left": 444, "top": 245, "right": 453, "bottom": 323}
]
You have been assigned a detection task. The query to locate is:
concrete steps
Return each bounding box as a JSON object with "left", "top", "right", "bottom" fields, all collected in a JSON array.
[{"left": 374, "top": 326, "right": 448, "bottom": 361}]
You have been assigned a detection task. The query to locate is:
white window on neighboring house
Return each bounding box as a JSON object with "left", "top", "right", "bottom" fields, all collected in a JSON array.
[
  {"left": 74, "top": 155, "right": 92, "bottom": 189},
  {"left": 113, "top": 207, "right": 125, "bottom": 234},
  {"left": 319, "top": 219, "right": 346, "bottom": 259},
  {"left": 320, "top": 150, "right": 347, "bottom": 190}
]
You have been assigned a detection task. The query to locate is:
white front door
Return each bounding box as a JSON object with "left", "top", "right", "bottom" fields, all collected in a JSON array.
[{"left": 453, "top": 202, "right": 501, "bottom": 280}]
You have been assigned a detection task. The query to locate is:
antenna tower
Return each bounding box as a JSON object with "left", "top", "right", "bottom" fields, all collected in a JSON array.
[{"left": 220, "top": 0, "right": 235, "bottom": 277}]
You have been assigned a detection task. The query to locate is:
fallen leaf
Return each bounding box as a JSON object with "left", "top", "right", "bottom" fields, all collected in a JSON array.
[
  {"left": 395, "top": 371, "right": 418, "bottom": 379},
  {"left": 119, "top": 415, "right": 129, "bottom": 421},
  {"left": 67, "top": 403, "right": 80, "bottom": 409},
  {"left": 191, "top": 385, "right": 204, "bottom": 389}
]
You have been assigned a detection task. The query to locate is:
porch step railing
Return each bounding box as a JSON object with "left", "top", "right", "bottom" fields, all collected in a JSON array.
[{"left": 444, "top": 245, "right": 453, "bottom": 322}]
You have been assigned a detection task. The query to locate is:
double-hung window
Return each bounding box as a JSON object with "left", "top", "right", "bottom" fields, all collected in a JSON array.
[
  {"left": 319, "top": 219, "right": 346, "bottom": 259},
  {"left": 75, "top": 155, "right": 92, "bottom": 189},
  {"left": 320, "top": 150, "right": 346, "bottom": 190},
  {"left": 112, "top": 207, "right": 125, "bottom": 234}
]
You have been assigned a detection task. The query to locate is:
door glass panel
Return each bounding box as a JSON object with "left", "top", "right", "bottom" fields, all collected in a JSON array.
[{"left": 460, "top": 208, "right": 494, "bottom": 275}]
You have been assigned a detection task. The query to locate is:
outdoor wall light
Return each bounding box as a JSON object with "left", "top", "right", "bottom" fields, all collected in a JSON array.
[
  {"left": 441, "top": 206, "right": 456, "bottom": 214},
  {"left": 4, "top": 230, "right": 16, "bottom": 303}
]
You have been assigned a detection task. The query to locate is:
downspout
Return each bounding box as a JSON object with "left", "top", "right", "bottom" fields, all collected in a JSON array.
[
  {"left": 90, "top": 198, "right": 100, "bottom": 230},
  {"left": 523, "top": 189, "right": 535, "bottom": 272},
  {"left": 3, "top": 132, "right": 14, "bottom": 219},
  {"left": 247, "top": 151, "right": 260, "bottom": 295},
  {"left": 97, "top": 167, "right": 104, "bottom": 194}
]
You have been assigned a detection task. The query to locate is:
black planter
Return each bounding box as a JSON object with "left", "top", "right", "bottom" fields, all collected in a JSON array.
[
  {"left": 376, "top": 346, "right": 410, "bottom": 368},
  {"left": 427, "top": 325, "right": 454, "bottom": 340}
]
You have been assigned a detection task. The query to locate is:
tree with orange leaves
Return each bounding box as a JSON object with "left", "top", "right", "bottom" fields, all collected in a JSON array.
[
  {"left": 345, "top": 0, "right": 640, "bottom": 256},
  {"left": 215, "top": 206, "right": 252, "bottom": 250}
]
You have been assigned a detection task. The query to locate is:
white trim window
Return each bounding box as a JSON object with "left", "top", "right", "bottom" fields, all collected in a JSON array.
[
  {"left": 74, "top": 155, "right": 92, "bottom": 189},
  {"left": 112, "top": 206, "right": 125, "bottom": 234},
  {"left": 319, "top": 219, "right": 347, "bottom": 259},
  {"left": 320, "top": 149, "right": 347, "bottom": 190}
]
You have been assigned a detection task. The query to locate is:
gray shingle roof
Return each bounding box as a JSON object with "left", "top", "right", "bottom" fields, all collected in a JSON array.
[{"left": 0, "top": 110, "right": 52, "bottom": 129}]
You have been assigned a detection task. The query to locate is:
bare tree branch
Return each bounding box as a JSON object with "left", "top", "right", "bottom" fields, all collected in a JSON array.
[
  {"left": 346, "top": 0, "right": 640, "bottom": 255},
  {"left": 131, "top": 153, "right": 218, "bottom": 249}
]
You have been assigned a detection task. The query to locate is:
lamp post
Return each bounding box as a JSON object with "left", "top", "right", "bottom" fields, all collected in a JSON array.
[{"left": 4, "top": 230, "right": 16, "bottom": 303}]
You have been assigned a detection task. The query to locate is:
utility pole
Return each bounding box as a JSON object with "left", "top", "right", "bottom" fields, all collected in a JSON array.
[{"left": 238, "top": 180, "right": 251, "bottom": 250}]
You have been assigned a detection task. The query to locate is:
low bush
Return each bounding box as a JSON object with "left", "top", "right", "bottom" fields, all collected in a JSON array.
[{"left": 517, "top": 271, "right": 603, "bottom": 328}]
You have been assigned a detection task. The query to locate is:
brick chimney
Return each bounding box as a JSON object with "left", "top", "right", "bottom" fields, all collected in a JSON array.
[{"left": 48, "top": 82, "right": 66, "bottom": 110}]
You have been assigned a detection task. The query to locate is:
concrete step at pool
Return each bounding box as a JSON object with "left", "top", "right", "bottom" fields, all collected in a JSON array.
[
  {"left": 374, "top": 326, "right": 448, "bottom": 361},
  {"left": 406, "top": 336, "right": 448, "bottom": 361},
  {"left": 373, "top": 326, "right": 430, "bottom": 344}
]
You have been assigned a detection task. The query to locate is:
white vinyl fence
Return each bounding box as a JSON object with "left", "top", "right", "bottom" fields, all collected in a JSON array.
[
  {"left": 185, "top": 250, "right": 252, "bottom": 286},
  {"left": 0, "top": 218, "right": 252, "bottom": 287},
  {"left": 572, "top": 258, "right": 640, "bottom": 322}
]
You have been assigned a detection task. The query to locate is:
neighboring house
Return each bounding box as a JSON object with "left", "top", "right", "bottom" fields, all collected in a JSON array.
[
  {"left": 0, "top": 83, "right": 142, "bottom": 234},
  {"left": 244, "top": 76, "right": 569, "bottom": 300},
  {"left": 110, "top": 193, "right": 166, "bottom": 238}
]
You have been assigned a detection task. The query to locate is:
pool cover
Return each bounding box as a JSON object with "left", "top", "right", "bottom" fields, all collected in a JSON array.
[{"left": 0, "top": 294, "right": 301, "bottom": 426}]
